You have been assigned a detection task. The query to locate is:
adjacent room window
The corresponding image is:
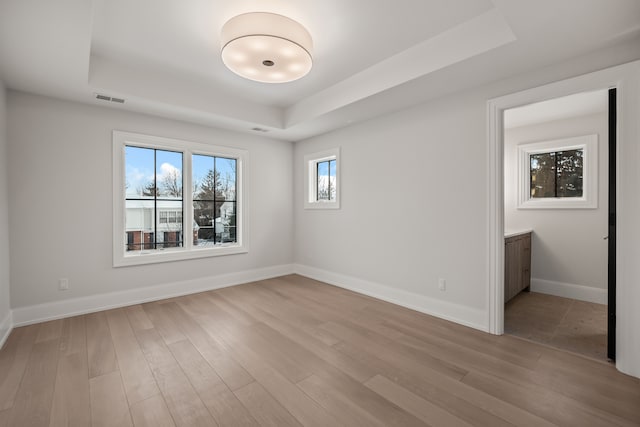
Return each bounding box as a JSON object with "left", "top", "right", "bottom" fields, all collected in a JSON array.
[
  {"left": 304, "top": 148, "right": 340, "bottom": 209},
  {"left": 530, "top": 149, "right": 583, "bottom": 198},
  {"left": 517, "top": 134, "right": 597, "bottom": 209},
  {"left": 113, "top": 131, "right": 247, "bottom": 266}
]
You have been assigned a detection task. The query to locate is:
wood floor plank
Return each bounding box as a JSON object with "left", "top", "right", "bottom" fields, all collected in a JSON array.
[
  {"left": 7, "top": 339, "right": 61, "bottom": 426},
  {"left": 35, "top": 319, "right": 64, "bottom": 343},
  {"left": 0, "top": 325, "right": 39, "bottom": 411},
  {"left": 89, "top": 371, "right": 133, "bottom": 427},
  {"left": 212, "top": 325, "right": 342, "bottom": 427},
  {"left": 134, "top": 329, "right": 217, "bottom": 427},
  {"left": 321, "top": 320, "right": 468, "bottom": 381},
  {"left": 365, "top": 374, "right": 472, "bottom": 427},
  {"left": 202, "top": 291, "right": 256, "bottom": 327},
  {"left": 219, "top": 283, "right": 341, "bottom": 346},
  {"left": 225, "top": 323, "right": 312, "bottom": 384},
  {"left": 125, "top": 305, "right": 154, "bottom": 331},
  {"left": 58, "top": 315, "right": 86, "bottom": 356},
  {"left": 141, "top": 303, "right": 187, "bottom": 345},
  {"left": 462, "top": 369, "right": 637, "bottom": 427},
  {"left": 86, "top": 311, "right": 118, "bottom": 378},
  {"left": 334, "top": 341, "right": 524, "bottom": 427},
  {"left": 158, "top": 301, "right": 254, "bottom": 391},
  {"left": 306, "top": 369, "right": 427, "bottom": 427},
  {"left": 168, "top": 339, "right": 259, "bottom": 427},
  {"left": 536, "top": 347, "right": 640, "bottom": 397},
  {"left": 218, "top": 285, "right": 375, "bottom": 382},
  {"left": 0, "top": 408, "right": 8, "bottom": 427},
  {"left": 234, "top": 381, "right": 302, "bottom": 427},
  {"left": 366, "top": 308, "right": 542, "bottom": 368},
  {"left": 370, "top": 310, "right": 640, "bottom": 424},
  {"left": 297, "top": 374, "right": 388, "bottom": 427},
  {"left": 106, "top": 308, "right": 160, "bottom": 404},
  {"left": 275, "top": 275, "right": 371, "bottom": 309},
  {"left": 49, "top": 352, "right": 90, "bottom": 427},
  {"left": 130, "top": 395, "right": 176, "bottom": 427}
]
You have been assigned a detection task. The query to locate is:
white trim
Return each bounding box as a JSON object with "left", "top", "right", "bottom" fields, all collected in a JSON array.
[
  {"left": 487, "top": 97, "right": 504, "bottom": 334},
  {"left": 0, "top": 310, "right": 13, "bottom": 350},
  {"left": 294, "top": 264, "right": 487, "bottom": 332},
  {"left": 304, "top": 147, "right": 340, "bottom": 209},
  {"left": 517, "top": 134, "right": 598, "bottom": 209},
  {"left": 11, "top": 264, "right": 294, "bottom": 326},
  {"left": 113, "top": 130, "right": 249, "bottom": 267},
  {"left": 487, "top": 60, "right": 640, "bottom": 378},
  {"left": 530, "top": 278, "right": 607, "bottom": 305}
]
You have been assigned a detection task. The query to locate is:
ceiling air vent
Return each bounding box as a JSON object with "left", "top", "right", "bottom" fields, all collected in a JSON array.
[
  {"left": 95, "top": 93, "right": 126, "bottom": 104},
  {"left": 251, "top": 127, "right": 269, "bottom": 133}
]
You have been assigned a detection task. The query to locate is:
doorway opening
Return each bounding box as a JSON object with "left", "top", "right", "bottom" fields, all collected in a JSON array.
[{"left": 500, "top": 89, "right": 614, "bottom": 360}]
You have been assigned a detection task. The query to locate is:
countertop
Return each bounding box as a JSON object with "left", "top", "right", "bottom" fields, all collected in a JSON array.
[{"left": 504, "top": 229, "right": 533, "bottom": 239}]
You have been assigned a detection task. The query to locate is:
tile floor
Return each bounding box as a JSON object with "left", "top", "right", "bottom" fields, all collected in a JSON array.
[{"left": 505, "top": 291, "right": 608, "bottom": 360}]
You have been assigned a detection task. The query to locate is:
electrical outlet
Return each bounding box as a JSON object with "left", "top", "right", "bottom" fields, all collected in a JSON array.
[
  {"left": 438, "top": 278, "right": 446, "bottom": 291},
  {"left": 58, "top": 278, "right": 69, "bottom": 291}
]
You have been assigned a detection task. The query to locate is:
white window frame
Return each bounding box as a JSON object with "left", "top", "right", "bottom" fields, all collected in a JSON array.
[
  {"left": 517, "top": 134, "right": 598, "bottom": 209},
  {"left": 113, "top": 131, "right": 248, "bottom": 267},
  {"left": 304, "top": 147, "right": 340, "bottom": 209}
]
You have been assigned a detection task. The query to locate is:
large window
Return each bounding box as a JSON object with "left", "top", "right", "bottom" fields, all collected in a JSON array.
[
  {"left": 304, "top": 148, "right": 340, "bottom": 209},
  {"left": 517, "top": 134, "right": 597, "bottom": 209},
  {"left": 113, "top": 131, "right": 246, "bottom": 266}
]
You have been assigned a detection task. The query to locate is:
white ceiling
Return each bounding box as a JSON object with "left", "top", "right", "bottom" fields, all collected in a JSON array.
[
  {"left": 0, "top": 0, "right": 639, "bottom": 141},
  {"left": 504, "top": 89, "right": 609, "bottom": 129}
]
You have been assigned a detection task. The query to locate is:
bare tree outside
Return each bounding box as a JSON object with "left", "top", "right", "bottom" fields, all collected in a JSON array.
[{"left": 161, "top": 168, "right": 182, "bottom": 197}]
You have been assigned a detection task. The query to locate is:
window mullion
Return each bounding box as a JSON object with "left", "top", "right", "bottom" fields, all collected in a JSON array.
[
  {"left": 153, "top": 149, "right": 158, "bottom": 251},
  {"left": 184, "top": 150, "right": 193, "bottom": 251},
  {"left": 328, "top": 161, "right": 332, "bottom": 201},
  {"left": 316, "top": 161, "right": 320, "bottom": 201},
  {"left": 553, "top": 151, "right": 560, "bottom": 198}
]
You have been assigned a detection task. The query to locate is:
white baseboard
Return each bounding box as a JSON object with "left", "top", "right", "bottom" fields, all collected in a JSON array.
[
  {"left": 531, "top": 278, "right": 607, "bottom": 305},
  {"left": 293, "top": 264, "right": 488, "bottom": 332},
  {"left": 0, "top": 310, "right": 13, "bottom": 350},
  {"left": 11, "top": 264, "right": 295, "bottom": 327}
]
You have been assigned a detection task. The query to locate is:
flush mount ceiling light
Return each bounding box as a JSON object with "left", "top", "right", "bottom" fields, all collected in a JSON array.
[{"left": 221, "top": 12, "right": 313, "bottom": 84}]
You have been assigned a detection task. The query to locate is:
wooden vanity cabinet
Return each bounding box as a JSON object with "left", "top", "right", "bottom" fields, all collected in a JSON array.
[{"left": 504, "top": 232, "right": 531, "bottom": 303}]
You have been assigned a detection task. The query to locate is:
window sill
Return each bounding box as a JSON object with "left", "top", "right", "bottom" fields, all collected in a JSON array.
[
  {"left": 517, "top": 197, "right": 596, "bottom": 209},
  {"left": 304, "top": 201, "right": 340, "bottom": 210},
  {"left": 113, "top": 244, "right": 247, "bottom": 267}
]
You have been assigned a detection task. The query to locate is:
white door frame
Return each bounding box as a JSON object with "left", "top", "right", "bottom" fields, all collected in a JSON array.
[{"left": 486, "top": 60, "right": 640, "bottom": 377}]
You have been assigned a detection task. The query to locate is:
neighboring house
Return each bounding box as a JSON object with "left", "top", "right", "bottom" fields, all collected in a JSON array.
[{"left": 125, "top": 198, "right": 235, "bottom": 250}]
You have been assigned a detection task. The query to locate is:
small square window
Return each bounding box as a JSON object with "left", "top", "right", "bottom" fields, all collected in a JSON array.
[
  {"left": 517, "top": 135, "right": 597, "bottom": 209},
  {"left": 304, "top": 148, "right": 340, "bottom": 209}
]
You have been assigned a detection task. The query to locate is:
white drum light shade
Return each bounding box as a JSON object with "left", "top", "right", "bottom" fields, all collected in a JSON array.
[{"left": 221, "top": 12, "right": 313, "bottom": 83}]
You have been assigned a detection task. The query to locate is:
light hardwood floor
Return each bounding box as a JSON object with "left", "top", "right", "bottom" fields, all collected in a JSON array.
[{"left": 0, "top": 274, "right": 639, "bottom": 426}]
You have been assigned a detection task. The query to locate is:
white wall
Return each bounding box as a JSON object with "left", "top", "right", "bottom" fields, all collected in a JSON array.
[
  {"left": 294, "top": 93, "right": 489, "bottom": 328},
  {"left": 504, "top": 113, "right": 608, "bottom": 303},
  {"left": 0, "top": 80, "right": 11, "bottom": 346},
  {"left": 7, "top": 92, "right": 293, "bottom": 319}
]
